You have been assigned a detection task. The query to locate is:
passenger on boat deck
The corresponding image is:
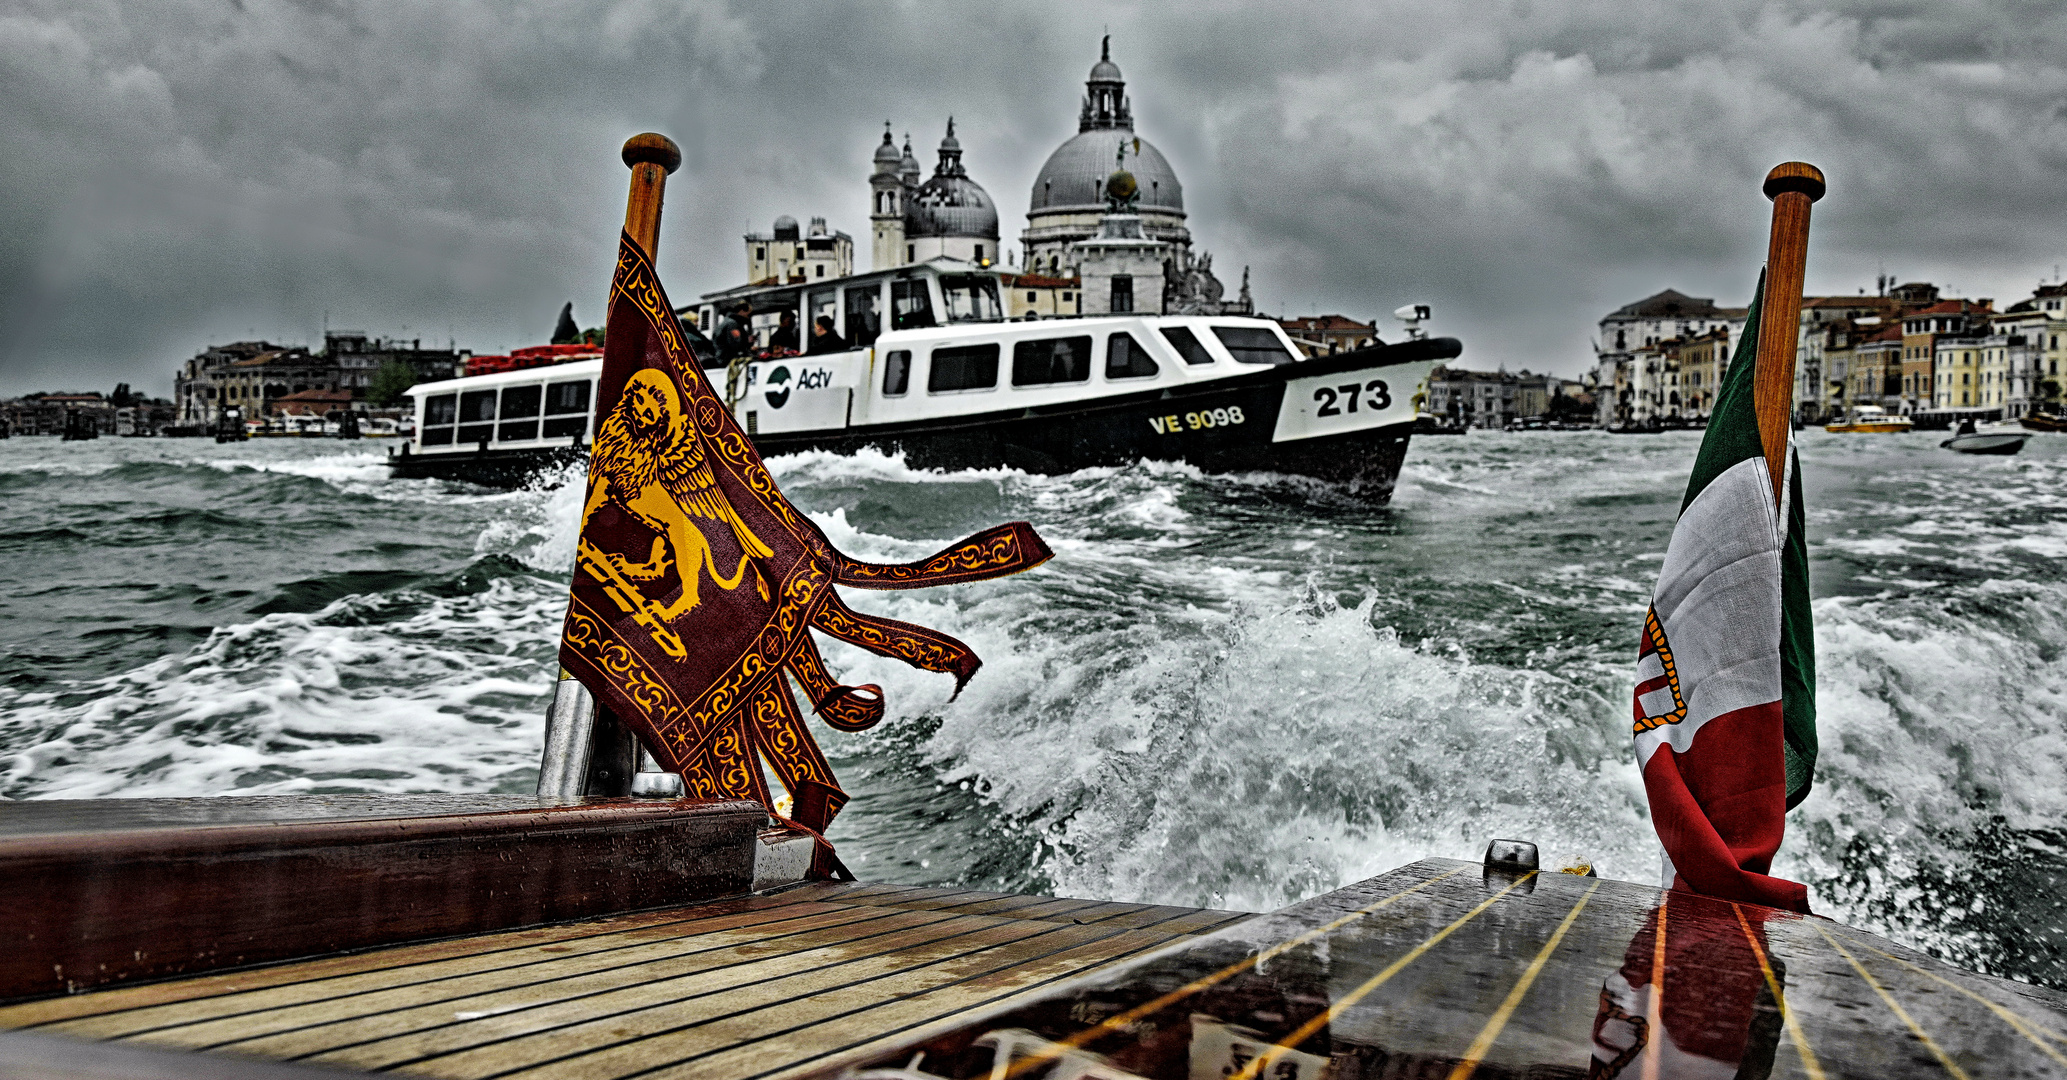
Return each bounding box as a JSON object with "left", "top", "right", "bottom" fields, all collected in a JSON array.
[
  {"left": 807, "top": 316, "right": 848, "bottom": 355},
  {"left": 715, "top": 301, "right": 754, "bottom": 361},
  {"left": 769, "top": 310, "right": 800, "bottom": 353}
]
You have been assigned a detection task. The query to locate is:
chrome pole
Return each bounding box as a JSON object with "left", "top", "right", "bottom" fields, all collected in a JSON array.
[{"left": 536, "top": 674, "right": 597, "bottom": 799}]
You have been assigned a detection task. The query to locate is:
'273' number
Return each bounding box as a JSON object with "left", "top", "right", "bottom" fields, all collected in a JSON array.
[{"left": 1314, "top": 380, "right": 1391, "bottom": 417}]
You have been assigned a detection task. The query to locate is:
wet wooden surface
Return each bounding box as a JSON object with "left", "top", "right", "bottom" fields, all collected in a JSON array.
[
  {"left": 813, "top": 859, "right": 2067, "bottom": 1080},
  {"left": 0, "top": 881, "right": 1253, "bottom": 1080},
  {"left": 0, "top": 796, "right": 766, "bottom": 999}
]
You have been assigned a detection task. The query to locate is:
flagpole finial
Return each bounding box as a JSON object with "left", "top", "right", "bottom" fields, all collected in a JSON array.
[
  {"left": 620, "top": 134, "right": 681, "bottom": 258},
  {"left": 622, "top": 133, "right": 682, "bottom": 174},
  {"left": 1763, "top": 161, "right": 1824, "bottom": 203}
]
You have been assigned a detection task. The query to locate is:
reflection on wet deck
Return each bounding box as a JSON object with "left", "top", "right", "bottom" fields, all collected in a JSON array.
[{"left": 813, "top": 860, "right": 2067, "bottom": 1080}]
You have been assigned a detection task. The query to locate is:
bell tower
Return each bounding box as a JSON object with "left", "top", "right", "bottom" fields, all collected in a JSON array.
[{"left": 869, "top": 122, "right": 906, "bottom": 270}]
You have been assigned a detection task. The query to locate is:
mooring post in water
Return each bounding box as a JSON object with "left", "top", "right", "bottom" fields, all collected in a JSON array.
[
  {"left": 537, "top": 132, "right": 685, "bottom": 801},
  {"left": 1754, "top": 161, "right": 1825, "bottom": 503}
]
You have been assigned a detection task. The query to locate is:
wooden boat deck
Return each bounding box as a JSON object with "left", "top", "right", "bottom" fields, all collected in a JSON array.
[{"left": 0, "top": 880, "right": 1253, "bottom": 1080}]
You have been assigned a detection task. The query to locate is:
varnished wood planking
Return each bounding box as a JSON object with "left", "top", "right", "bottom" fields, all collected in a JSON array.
[
  {"left": 19, "top": 900, "right": 867, "bottom": 1037},
  {"left": 486, "top": 922, "right": 1177, "bottom": 1080},
  {"left": 74, "top": 906, "right": 945, "bottom": 1049},
  {"left": 0, "top": 882, "right": 1255, "bottom": 1080},
  {"left": 190, "top": 909, "right": 993, "bottom": 1063},
  {"left": 335, "top": 916, "right": 1074, "bottom": 1077},
  {"left": 607, "top": 927, "right": 1194, "bottom": 1080}
]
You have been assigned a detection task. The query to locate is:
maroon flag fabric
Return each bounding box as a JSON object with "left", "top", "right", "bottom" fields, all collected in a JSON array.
[{"left": 561, "top": 234, "right": 1051, "bottom": 865}]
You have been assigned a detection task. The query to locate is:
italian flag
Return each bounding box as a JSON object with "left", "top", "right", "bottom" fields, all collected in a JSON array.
[{"left": 1634, "top": 271, "right": 1817, "bottom": 914}]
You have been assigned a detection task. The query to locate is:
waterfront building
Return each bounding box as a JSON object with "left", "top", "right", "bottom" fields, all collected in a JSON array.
[
  {"left": 746, "top": 215, "right": 854, "bottom": 284},
  {"left": 173, "top": 340, "right": 282, "bottom": 426},
  {"left": 1812, "top": 318, "right": 1864, "bottom": 422},
  {"left": 1847, "top": 324, "right": 1903, "bottom": 411},
  {"left": 997, "top": 272, "right": 1079, "bottom": 319},
  {"left": 1673, "top": 329, "right": 1731, "bottom": 418},
  {"left": 1278, "top": 315, "right": 1380, "bottom": 357},
  {"left": 1899, "top": 298, "right": 1992, "bottom": 416},
  {"left": 1596, "top": 290, "right": 1742, "bottom": 425},
  {"left": 176, "top": 331, "right": 461, "bottom": 424},
  {"left": 1424, "top": 367, "right": 1519, "bottom": 428},
  {"left": 1933, "top": 335, "right": 1987, "bottom": 411},
  {"left": 1797, "top": 293, "right": 1906, "bottom": 421}
]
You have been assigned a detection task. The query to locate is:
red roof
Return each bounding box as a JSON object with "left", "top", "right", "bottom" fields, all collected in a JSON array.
[
  {"left": 1279, "top": 314, "right": 1375, "bottom": 333},
  {"left": 1002, "top": 274, "right": 1078, "bottom": 288},
  {"left": 465, "top": 344, "right": 601, "bottom": 376}
]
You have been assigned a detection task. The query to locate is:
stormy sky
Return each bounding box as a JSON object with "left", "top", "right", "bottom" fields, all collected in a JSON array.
[{"left": 4, "top": 0, "right": 2066, "bottom": 396}]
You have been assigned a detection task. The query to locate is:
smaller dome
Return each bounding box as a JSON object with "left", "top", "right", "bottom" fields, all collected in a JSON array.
[
  {"left": 899, "top": 135, "right": 921, "bottom": 179},
  {"left": 773, "top": 215, "right": 799, "bottom": 240},
  {"left": 1089, "top": 35, "right": 1121, "bottom": 82},
  {"left": 939, "top": 117, "right": 960, "bottom": 153},
  {"left": 873, "top": 124, "right": 900, "bottom": 166}
]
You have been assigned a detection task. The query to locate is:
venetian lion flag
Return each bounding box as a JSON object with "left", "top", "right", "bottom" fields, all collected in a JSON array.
[
  {"left": 561, "top": 232, "right": 1051, "bottom": 869},
  {"left": 1633, "top": 271, "right": 1816, "bottom": 913}
]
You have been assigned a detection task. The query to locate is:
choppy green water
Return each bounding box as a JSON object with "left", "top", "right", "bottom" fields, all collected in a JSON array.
[{"left": 1, "top": 430, "right": 2061, "bottom": 989}]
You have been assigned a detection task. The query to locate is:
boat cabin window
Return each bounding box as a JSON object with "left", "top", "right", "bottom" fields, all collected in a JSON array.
[
  {"left": 882, "top": 350, "right": 912, "bottom": 396},
  {"left": 542, "top": 379, "right": 590, "bottom": 439},
  {"left": 498, "top": 384, "right": 542, "bottom": 442},
  {"left": 892, "top": 279, "right": 936, "bottom": 330},
  {"left": 1213, "top": 326, "right": 1297, "bottom": 366},
  {"left": 1106, "top": 333, "right": 1159, "bottom": 379},
  {"left": 458, "top": 389, "right": 497, "bottom": 445},
  {"left": 1158, "top": 326, "right": 1217, "bottom": 366},
  {"left": 940, "top": 275, "right": 1002, "bottom": 323},
  {"left": 928, "top": 343, "right": 1000, "bottom": 394},
  {"left": 1012, "top": 336, "right": 1092, "bottom": 387},
  {"left": 422, "top": 393, "right": 457, "bottom": 446},
  {"left": 845, "top": 285, "right": 882, "bottom": 347},
  {"left": 807, "top": 288, "right": 837, "bottom": 337}
]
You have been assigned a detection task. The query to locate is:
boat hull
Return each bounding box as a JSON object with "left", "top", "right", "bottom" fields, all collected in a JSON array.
[
  {"left": 1824, "top": 422, "right": 1912, "bottom": 433},
  {"left": 390, "top": 338, "right": 1454, "bottom": 500},
  {"left": 1941, "top": 432, "right": 2030, "bottom": 455}
]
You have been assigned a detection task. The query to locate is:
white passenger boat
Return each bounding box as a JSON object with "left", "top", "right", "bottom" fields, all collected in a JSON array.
[{"left": 388, "top": 260, "right": 1458, "bottom": 499}]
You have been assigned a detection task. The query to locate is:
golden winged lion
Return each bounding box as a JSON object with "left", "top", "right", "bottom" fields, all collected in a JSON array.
[{"left": 580, "top": 369, "right": 774, "bottom": 626}]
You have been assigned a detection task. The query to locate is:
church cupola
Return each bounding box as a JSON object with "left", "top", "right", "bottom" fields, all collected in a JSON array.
[
  {"left": 1079, "top": 36, "right": 1132, "bottom": 132},
  {"left": 872, "top": 121, "right": 901, "bottom": 175},
  {"left": 934, "top": 117, "right": 966, "bottom": 177}
]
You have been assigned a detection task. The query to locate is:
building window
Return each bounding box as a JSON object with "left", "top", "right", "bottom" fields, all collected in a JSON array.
[
  {"left": 1027, "top": 291, "right": 1037, "bottom": 302},
  {"left": 756, "top": 247, "right": 765, "bottom": 260},
  {"left": 1062, "top": 292, "right": 1073, "bottom": 302},
  {"left": 1110, "top": 275, "right": 1133, "bottom": 313},
  {"left": 907, "top": 244, "right": 915, "bottom": 262},
  {"left": 974, "top": 244, "right": 984, "bottom": 261}
]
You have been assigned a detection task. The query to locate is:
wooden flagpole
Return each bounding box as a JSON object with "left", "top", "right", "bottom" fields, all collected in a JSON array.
[
  {"left": 621, "top": 133, "right": 682, "bottom": 257},
  {"left": 1753, "top": 161, "right": 1825, "bottom": 505},
  {"left": 538, "top": 133, "right": 685, "bottom": 800}
]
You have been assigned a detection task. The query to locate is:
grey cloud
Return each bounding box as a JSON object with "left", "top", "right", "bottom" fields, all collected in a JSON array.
[{"left": 3, "top": 0, "right": 2066, "bottom": 395}]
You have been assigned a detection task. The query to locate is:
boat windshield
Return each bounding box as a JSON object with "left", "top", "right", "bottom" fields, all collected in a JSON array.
[{"left": 940, "top": 275, "right": 1004, "bottom": 323}]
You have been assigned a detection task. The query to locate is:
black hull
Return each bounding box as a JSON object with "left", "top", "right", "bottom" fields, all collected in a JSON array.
[{"left": 390, "top": 337, "right": 1459, "bottom": 501}]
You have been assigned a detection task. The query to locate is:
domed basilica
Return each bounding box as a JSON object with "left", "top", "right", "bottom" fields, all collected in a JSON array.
[{"left": 868, "top": 38, "right": 1249, "bottom": 316}]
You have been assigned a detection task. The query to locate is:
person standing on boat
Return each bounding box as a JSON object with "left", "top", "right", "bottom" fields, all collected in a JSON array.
[
  {"left": 806, "top": 315, "right": 847, "bottom": 355},
  {"left": 769, "top": 309, "right": 801, "bottom": 353},
  {"left": 715, "top": 300, "right": 754, "bottom": 361}
]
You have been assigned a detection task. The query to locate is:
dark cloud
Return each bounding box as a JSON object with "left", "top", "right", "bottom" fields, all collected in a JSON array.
[{"left": 4, "top": 0, "right": 2066, "bottom": 394}]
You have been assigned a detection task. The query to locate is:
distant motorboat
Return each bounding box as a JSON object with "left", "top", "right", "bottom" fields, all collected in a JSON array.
[
  {"left": 1825, "top": 405, "right": 1912, "bottom": 433},
  {"left": 1941, "top": 419, "right": 2031, "bottom": 455},
  {"left": 2021, "top": 411, "right": 2067, "bottom": 433}
]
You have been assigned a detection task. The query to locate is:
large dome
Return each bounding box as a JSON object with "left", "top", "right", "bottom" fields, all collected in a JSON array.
[{"left": 1030, "top": 129, "right": 1183, "bottom": 215}]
